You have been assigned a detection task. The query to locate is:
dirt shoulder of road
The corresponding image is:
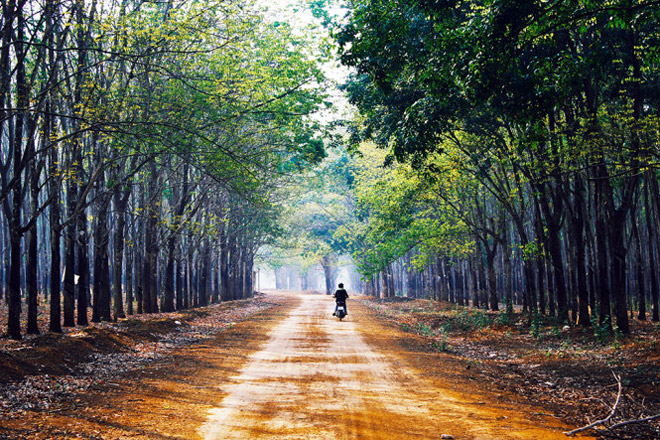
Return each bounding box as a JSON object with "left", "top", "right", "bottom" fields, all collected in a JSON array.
[
  {"left": 358, "top": 296, "right": 660, "bottom": 440},
  {"left": 0, "top": 294, "right": 295, "bottom": 439}
]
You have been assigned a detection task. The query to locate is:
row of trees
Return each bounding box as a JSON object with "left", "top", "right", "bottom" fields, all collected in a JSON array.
[
  {"left": 1, "top": 0, "right": 327, "bottom": 339},
  {"left": 262, "top": 146, "right": 358, "bottom": 295},
  {"left": 337, "top": 0, "right": 660, "bottom": 333}
]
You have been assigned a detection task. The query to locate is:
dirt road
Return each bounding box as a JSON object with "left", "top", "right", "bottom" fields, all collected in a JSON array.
[{"left": 200, "top": 292, "right": 584, "bottom": 440}]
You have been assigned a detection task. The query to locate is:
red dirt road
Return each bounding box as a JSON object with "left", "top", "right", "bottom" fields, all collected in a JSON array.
[{"left": 200, "top": 292, "right": 589, "bottom": 439}]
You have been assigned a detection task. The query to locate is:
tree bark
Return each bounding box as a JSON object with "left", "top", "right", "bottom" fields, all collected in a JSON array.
[
  {"left": 142, "top": 168, "right": 160, "bottom": 314},
  {"left": 321, "top": 255, "right": 334, "bottom": 295},
  {"left": 126, "top": 238, "right": 134, "bottom": 315},
  {"left": 162, "top": 236, "right": 177, "bottom": 312},
  {"left": 62, "top": 178, "right": 77, "bottom": 327},
  {"left": 570, "top": 175, "right": 590, "bottom": 326},
  {"left": 537, "top": 184, "right": 568, "bottom": 322},
  {"left": 26, "top": 217, "right": 39, "bottom": 335},
  {"left": 644, "top": 177, "right": 659, "bottom": 321},
  {"left": 380, "top": 270, "right": 389, "bottom": 298},
  {"left": 76, "top": 208, "right": 90, "bottom": 325},
  {"left": 92, "top": 195, "right": 111, "bottom": 322},
  {"left": 175, "top": 249, "right": 184, "bottom": 310},
  {"left": 112, "top": 189, "right": 130, "bottom": 320},
  {"left": 593, "top": 164, "right": 612, "bottom": 328},
  {"left": 26, "top": 137, "right": 41, "bottom": 334},
  {"left": 6, "top": 1, "right": 26, "bottom": 340},
  {"left": 198, "top": 241, "right": 210, "bottom": 306},
  {"left": 631, "top": 217, "right": 646, "bottom": 321},
  {"left": 49, "top": 197, "right": 62, "bottom": 333},
  {"left": 220, "top": 220, "right": 230, "bottom": 301}
]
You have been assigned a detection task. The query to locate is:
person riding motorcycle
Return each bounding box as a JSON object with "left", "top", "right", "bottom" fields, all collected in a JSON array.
[{"left": 332, "top": 283, "right": 349, "bottom": 316}]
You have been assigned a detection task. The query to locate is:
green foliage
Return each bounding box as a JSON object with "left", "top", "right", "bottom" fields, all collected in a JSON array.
[
  {"left": 432, "top": 328, "right": 451, "bottom": 352},
  {"left": 90, "top": 0, "right": 329, "bottom": 200},
  {"left": 495, "top": 311, "right": 515, "bottom": 327},
  {"left": 416, "top": 322, "right": 436, "bottom": 337},
  {"left": 346, "top": 142, "right": 474, "bottom": 278},
  {"left": 530, "top": 313, "right": 544, "bottom": 341},
  {"left": 442, "top": 308, "right": 492, "bottom": 333},
  {"left": 590, "top": 309, "right": 613, "bottom": 345},
  {"left": 548, "top": 326, "right": 562, "bottom": 339}
]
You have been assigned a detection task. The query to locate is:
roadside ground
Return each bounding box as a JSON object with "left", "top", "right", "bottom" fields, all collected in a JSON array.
[{"left": 360, "top": 297, "right": 660, "bottom": 439}]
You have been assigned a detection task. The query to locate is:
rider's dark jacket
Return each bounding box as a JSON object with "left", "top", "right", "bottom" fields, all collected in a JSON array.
[{"left": 334, "top": 288, "right": 349, "bottom": 303}]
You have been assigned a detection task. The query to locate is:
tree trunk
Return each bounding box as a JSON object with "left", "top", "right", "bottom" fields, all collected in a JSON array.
[
  {"left": 644, "top": 178, "right": 659, "bottom": 321},
  {"left": 49, "top": 207, "right": 62, "bottom": 333},
  {"left": 609, "top": 211, "right": 630, "bottom": 334},
  {"left": 143, "top": 184, "right": 159, "bottom": 314},
  {"left": 198, "top": 241, "right": 210, "bottom": 306},
  {"left": 501, "top": 225, "right": 513, "bottom": 314},
  {"left": 534, "top": 202, "right": 546, "bottom": 315},
  {"left": 233, "top": 249, "right": 242, "bottom": 300},
  {"left": 6, "top": 3, "right": 26, "bottom": 340},
  {"left": 632, "top": 218, "right": 646, "bottom": 321},
  {"left": 92, "top": 195, "right": 111, "bottom": 322},
  {"left": 387, "top": 263, "right": 396, "bottom": 297},
  {"left": 135, "top": 240, "right": 144, "bottom": 314},
  {"left": 112, "top": 189, "right": 130, "bottom": 319},
  {"left": 162, "top": 236, "right": 177, "bottom": 312},
  {"left": 220, "top": 221, "right": 230, "bottom": 301},
  {"left": 647, "top": 174, "right": 660, "bottom": 322},
  {"left": 242, "top": 253, "right": 251, "bottom": 299},
  {"left": 486, "top": 248, "right": 498, "bottom": 311},
  {"left": 62, "top": 187, "right": 77, "bottom": 327},
  {"left": 126, "top": 240, "right": 134, "bottom": 315},
  {"left": 380, "top": 271, "right": 389, "bottom": 298},
  {"left": 594, "top": 165, "right": 612, "bottom": 328},
  {"left": 48, "top": 102, "right": 62, "bottom": 333},
  {"left": 321, "top": 255, "right": 334, "bottom": 295},
  {"left": 471, "top": 255, "right": 480, "bottom": 308},
  {"left": 181, "top": 253, "right": 189, "bottom": 309},
  {"left": 569, "top": 175, "right": 590, "bottom": 326},
  {"left": 26, "top": 140, "right": 41, "bottom": 335},
  {"left": 175, "top": 249, "right": 184, "bottom": 310},
  {"left": 76, "top": 208, "right": 90, "bottom": 325},
  {"left": 26, "top": 220, "right": 39, "bottom": 335},
  {"left": 537, "top": 186, "right": 568, "bottom": 322},
  {"left": 8, "top": 224, "right": 22, "bottom": 339}
]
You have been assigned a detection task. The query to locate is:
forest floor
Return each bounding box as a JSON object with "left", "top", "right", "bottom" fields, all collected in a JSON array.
[
  {"left": 359, "top": 297, "right": 660, "bottom": 439},
  {"left": 0, "top": 292, "right": 655, "bottom": 439}
]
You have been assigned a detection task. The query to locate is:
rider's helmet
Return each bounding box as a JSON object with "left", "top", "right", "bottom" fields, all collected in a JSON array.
[{"left": 338, "top": 283, "right": 344, "bottom": 288}]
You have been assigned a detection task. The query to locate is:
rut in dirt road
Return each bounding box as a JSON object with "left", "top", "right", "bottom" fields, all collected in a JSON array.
[{"left": 201, "top": 293, "right": 586, "bottom": 440}]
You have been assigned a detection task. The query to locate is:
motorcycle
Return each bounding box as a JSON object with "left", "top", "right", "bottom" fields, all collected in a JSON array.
[{"left": 335, "top": 302, "right": 347, "bottom": 321}]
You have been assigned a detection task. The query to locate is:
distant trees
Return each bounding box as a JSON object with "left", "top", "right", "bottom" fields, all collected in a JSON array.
[
  {"left": 266, "top": 149, "right": 357, "bottom": 294},
  {"left": 1, "top": 0, "right": 326, "bottom": 339},
  {"left": 338, "top": 0, "right": 660, "bottom": 332}
]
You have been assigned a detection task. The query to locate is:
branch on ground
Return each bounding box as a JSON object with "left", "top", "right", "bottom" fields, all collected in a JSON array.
[{"left": 564, "top": 371, "right": 660, "bottom": 436}]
